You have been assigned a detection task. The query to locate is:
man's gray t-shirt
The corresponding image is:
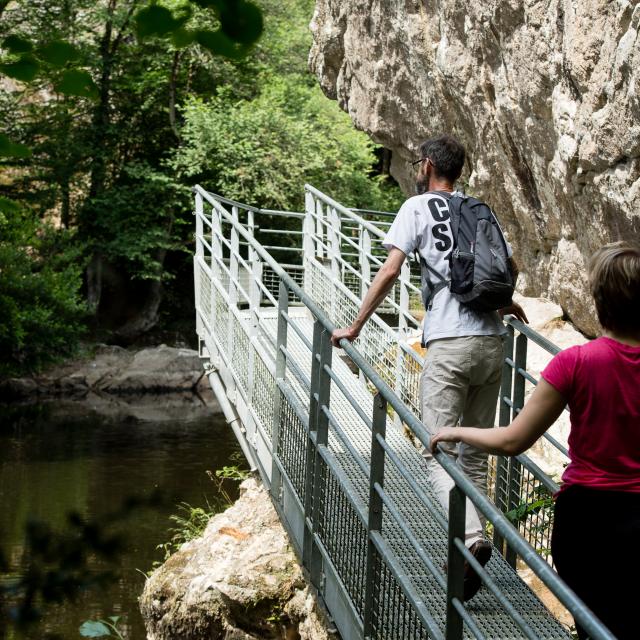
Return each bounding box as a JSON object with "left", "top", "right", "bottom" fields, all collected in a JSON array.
[{"left": 382, "top": 192, "right": 511, "bottom": 345}]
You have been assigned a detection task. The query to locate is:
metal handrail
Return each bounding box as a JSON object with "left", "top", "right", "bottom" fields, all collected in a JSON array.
[{"left": 193, "top": 184, "right": 613, "bottom": 640}]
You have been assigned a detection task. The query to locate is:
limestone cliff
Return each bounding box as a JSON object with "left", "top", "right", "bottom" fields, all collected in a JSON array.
[{"left": 309, "top": 0, "right": 640, "bottom": 334}]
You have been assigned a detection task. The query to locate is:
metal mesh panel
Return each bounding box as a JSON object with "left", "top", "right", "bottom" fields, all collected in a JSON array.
[
  {"left": 305, "top": 257, "right": 333, "bottom": 317},
  {"left": 252, "top": 346, "right": 275, "bottom": 438},
  {"left": 231, "top": 319, "right": 250, "bottom": 392},
  {"left": 277, "top": 388, "right": 308, "bottom": 502},
  {"left": 359, "top": 319, "right": 397, "bottom": 391},
  {"left": 215, "top": 290, "right": 230, "bottom": 353},
  {"left": 399, "top": 348, "right": 422, "bottom": 418},
  {"left": 342, "top": 267, "right": 362, "bottom": 299},
  {"left": 487, "top": 457, "right": 554, "bottom": 564},
  {"left": 197, "top": 262, "right": 212, "bottom": 325},
  {"left": 370, "top": 547, "right": 430, "bottom": 640},
  {"left": 315, "top": 455, "right": 368, "bottom": 617},
  {"left": 305, "top": 259, "right": 403, "bottom": 401},
  {"left": 508, "top": 463, "right": 555, "bottom": 563},
  {"left": 263, "top": 264, "right": 304, "bottom": 303},
  {"left": 487, "top": 456, "right": 509, "bottom": 512}
]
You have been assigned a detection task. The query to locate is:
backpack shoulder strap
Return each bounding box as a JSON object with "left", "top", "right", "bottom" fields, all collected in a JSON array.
[{"left": 448, "top": 193, "right": 464, "bottom": 241}]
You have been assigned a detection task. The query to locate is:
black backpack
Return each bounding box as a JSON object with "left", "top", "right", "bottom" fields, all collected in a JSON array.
[{"left": 417, "top": 192, "right": 514, "bottom": 313}]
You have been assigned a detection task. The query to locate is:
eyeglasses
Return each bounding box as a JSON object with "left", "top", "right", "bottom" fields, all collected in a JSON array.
[{"left": 410, "top": 156, "right": 430, "bottom": 167}]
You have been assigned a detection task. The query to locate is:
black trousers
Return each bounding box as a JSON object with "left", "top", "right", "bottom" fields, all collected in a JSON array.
[{"left": 552, "top": 485, "right": 640, "bottom": 640}]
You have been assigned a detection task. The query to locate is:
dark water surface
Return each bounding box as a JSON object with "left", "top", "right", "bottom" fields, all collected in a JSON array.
[{"left": 0, "top": 400, "right": 241, "bottom": 639}]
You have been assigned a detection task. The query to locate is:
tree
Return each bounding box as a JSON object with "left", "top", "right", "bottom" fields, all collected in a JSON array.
[{"left": 0, "top": 0, "right": 400, "bottom": 372}]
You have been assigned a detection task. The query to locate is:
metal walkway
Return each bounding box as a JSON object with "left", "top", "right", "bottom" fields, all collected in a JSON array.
[{"left": 192, "top": 184, "right": 615, "bottom": 640}]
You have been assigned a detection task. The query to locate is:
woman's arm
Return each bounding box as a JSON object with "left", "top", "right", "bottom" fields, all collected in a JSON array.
[{"left": 430, "top": 378, "right": 567, "bottom": 456}]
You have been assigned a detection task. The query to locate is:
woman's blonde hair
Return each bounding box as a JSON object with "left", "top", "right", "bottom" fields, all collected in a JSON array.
[{"left": 589, "top": 241, "right": 640, "bottom": 335}]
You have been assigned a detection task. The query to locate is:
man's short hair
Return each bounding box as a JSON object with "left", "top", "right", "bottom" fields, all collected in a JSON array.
[
  {"left": 589, "top": 241, "right": 640, "bottom": 335},
  {"left": 419, "top": 135, "right": 466, "bottom": 182}
]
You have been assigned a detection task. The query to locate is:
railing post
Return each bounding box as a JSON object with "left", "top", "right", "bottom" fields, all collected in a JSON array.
[
  {"left": 505, "top": 331, "right": 528, "bottom": 568},
  {"left": 270, "top": 279, "right": 289, "bottom": 502},
  {"left": 247, "top": 207, "right": 256, "bottom": 264},
  {"left": 398, "top": 260, "right": 410, "bottom": 337},
  {"left": 328, "top": 206, "right": 341, "bottom": 319},
  {"left": 363, "top": 393, "right": 387, "bottom": 638},
  {"left": 304, "top": 191, "right": 315, "bottom": 260},
  {"left": 225, "top": 205, "right": 240, "bottom": 359},
  {"left": 393, "top": 260, "right": 411, "bottom": 427},
  {"left": 303, "top": 190, "right": 315, "bottom": 295},
  {"left": 211, "top": 205, "right": 223, "bottom": 324},
  {"left": 229, "top": 205, "right": 240, "bottom": 310},
  {"left": 493, "top": 323, "right": 514, "bottom": 554},
  {"left": 359, "top": 226, "right": 371, "bottom": 300},
  {"left": 247, "top": 258, "right": 262, "bottom": 405},
  {"left": 315, "top": 199, "right": 324, "bottom": 259},
  {"left": 246, "top": 207, "right": 261, "bottom": 405},
  {"left": 194, "top": 193, "right": 204, "bottom": 329},
  {"left": 304, "top": 321, "right": 333, "bottom": 587},
  {"left": 445, "top": 485, "right": 466, "bottom": 640},
  {"left": 195, "top": 192, "right": 204, "bottom": 258}
]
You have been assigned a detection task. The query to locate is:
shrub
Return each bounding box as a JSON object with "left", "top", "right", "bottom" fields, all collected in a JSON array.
[{"left": 0, "top": 207, "right": 86, "bottom": 377}]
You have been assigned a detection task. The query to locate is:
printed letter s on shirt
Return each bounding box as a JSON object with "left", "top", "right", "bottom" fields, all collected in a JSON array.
[{"left": 433, "top": 224, "right": 452, "bottom": 252}]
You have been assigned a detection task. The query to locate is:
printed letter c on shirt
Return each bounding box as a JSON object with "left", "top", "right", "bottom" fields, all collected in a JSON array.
[{"left": 428, "top": 197, "right": 450, "bottom": 222}]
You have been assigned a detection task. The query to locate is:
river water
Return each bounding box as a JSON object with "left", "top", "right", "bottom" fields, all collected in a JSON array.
[{"left": 0, "top": 399, "right": 242, "bottom": 639}]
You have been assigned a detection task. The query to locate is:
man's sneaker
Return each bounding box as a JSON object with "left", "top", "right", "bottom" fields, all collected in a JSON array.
[{"left": 463, "top": 539, "right": 492, "bottom": 601}]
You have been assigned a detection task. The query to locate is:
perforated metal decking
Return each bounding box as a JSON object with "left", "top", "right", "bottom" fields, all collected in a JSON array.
[{"left": 258, "top": 311, "right": 571, "bottom": 640}]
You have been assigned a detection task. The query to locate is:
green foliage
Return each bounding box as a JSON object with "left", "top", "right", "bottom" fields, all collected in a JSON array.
[
  {"left": 155, "top": 459, "right": 249, "bottom": 563},
  {"left": 133, "top": 0, "right": 263, "bottom": 59},
  {"left": 2, "top": 34, "right": 33, "bottom": 54},
  {"left": 174, "top": 79, "right": 401, "bottom": 211},
  {"left": 505, "top": 483, "right": 554, "bottom": 556},
  {"left": 155, "top": 502, "right": 214, "bottom": 562},
  {"left": 55, "top": 69, "right": 99, "bottom": 98},
  {"left": 37, "top": 40, "right": 81, "bottom": 68},
  {"left": 505, "top": 484, "right": 554, "bottom": 525},
  {"left": 0, "top": 0, "right": 401, "bottom": 353},
  {"left": 0, "top": 208, "right": 87, "bottom": 377},
  {"left": 82, "top": 163, "right": 188, "bottom": 280},
  {"left": 0, "top": 132, "right": 30, "bottom": 158},
  {"left": 80, "top": 616, "right": 125, "bottom": 639}
]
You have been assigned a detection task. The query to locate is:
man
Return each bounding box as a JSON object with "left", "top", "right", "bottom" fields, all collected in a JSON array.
[{"left": 331, "top": 134, "right": 528, "bottom": 600}]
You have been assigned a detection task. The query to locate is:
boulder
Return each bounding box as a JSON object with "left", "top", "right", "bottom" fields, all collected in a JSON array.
[
  {"left": 0, "top": 344, "right": 211, "bottom": 400},
  {"left": 140, "top": 478, "right": 331, "bottom": 640},
  {"left": 100, "top": 345, "right": 206, "bottom": 393},
  {"left": 309, "top": 0, "right": 640, "bottom": 336}
]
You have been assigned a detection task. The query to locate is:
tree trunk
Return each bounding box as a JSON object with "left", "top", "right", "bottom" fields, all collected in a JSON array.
[
  {"left": 86, "top": 252, "right": 103, "bottom": 311},
  {"left": 114, "top": 249, "right": 167, "bottom": 340},
  {"left": 169, "top": 50, "right": 182, "bottom": 142},
  {"left": 114, "top": 279, "right": 163, "bottom": 340},
  {"left": 61, "top": 176, "right": 71, "bottom": 228},
  {"left": 84, "top": 1, "right": 116, "bottom": 311}
]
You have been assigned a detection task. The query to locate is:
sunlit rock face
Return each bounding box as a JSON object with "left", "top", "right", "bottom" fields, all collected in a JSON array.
[{"left": 310, "top": 0, "right": 640, "bottom": 335}]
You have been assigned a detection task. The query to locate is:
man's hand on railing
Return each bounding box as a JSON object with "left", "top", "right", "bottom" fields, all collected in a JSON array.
[
  {"left": 331, "top": 326, "right": 360, "bottom": 347},
  {"left": 499, "top": 301, "right": 529, "bottom": 324}
]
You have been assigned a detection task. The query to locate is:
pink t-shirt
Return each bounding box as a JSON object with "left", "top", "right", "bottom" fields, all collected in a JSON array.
[{"left": 541, "top": 336, "right": 640, "bottom": 493}]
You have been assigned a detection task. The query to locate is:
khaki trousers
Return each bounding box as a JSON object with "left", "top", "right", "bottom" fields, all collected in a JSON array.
[{"left": 420, "top": 335, "right": 504, "bottom": 547}]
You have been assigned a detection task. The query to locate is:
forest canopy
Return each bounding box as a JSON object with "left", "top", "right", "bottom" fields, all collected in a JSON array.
[{"left": 0, "top": 0, "right": 401, "bottom": 377}]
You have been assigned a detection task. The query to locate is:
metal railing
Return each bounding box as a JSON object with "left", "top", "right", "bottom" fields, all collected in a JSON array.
[{"left": 193, "top": 184, "right": 614, "bottom": 640}]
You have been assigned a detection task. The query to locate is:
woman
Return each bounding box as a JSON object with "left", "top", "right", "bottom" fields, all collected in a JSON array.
[{"left": 431, "top": 241, "right": 640, "bottom": 639}]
